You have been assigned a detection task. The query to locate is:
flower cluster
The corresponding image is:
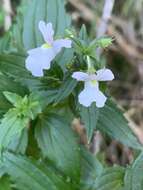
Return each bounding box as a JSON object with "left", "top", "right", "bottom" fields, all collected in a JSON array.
[{"left": 25, "top": 21, "right": 114, "bottom": 108}]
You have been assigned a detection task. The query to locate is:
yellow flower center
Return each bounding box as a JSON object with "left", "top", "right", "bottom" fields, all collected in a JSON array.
[
  {"left": 91, "top": 80, "right": 97, "bottom": 86},
  {"left": 42, "top": 43, "right": 52, "bottom": 49}
]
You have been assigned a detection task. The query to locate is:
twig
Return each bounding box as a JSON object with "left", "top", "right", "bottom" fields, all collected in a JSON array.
[
  {"left": 2, "top": 0, "right": 12, "bottom": 31},
  {"left": 96, "top": 0, "right": 115, "bottom": 57}
]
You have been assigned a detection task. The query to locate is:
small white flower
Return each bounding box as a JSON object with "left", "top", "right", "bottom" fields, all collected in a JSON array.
[
  {"left": 72, "top": 68, "right": 114, "bottom": 108},
  {"left": 25, "top": 21, "right": 72, "bottom": 77}
]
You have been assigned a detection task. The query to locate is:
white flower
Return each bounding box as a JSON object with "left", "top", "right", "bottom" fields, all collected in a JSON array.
[
  {"left": 25, "top": 21, "right": 72, "bottom": 77},
  {"left": 72, "top": 68, "right": 114, "bottom": 108}
]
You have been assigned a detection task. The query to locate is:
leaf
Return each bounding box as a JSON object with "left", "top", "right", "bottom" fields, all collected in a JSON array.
[
  {"left": 0, "top": 164, "right": 6, "bottom": 177},
  {"left": 0, "top": 176, "right": 11, "bottom": 190},
  {"left": 22, "top": 0, "right": 71, "bottom": 50},
  {"left": 35, "top": 113, "right": 81, "bottom": 183},
  {"left": 0, "top": 33, "right": 11, "bottom": 53},
  {"left": 3, "top": 92, "right": 41, "bottom": 120},
  {"left": 80, "top": 148, "right": 103, "bottom": 190},
  {"left": 97, "top": 100, "right": 142, "bottom": 150},
  {"left": 8, "top": 128, "right": 28, "bottom": 154},
  {"left": 3, "top": 152, "right": 73, "bottom": 190},
  {"left": 80, "top": 148, "right": 124, "bottom": 190},
  {"left": 123, "top": 152, "right": 143, "bottom": 190},
  {"left": 93, "top": 167, "right": 125, "bottom": 190},
  {"left": 0, "top": 93, "right": 41, "bottom": 153},
  {"left": 0, "top": 53, "right": 30, "bottom": 78},
  {"left": 79, "top": 24, "right": 88, "bottom": 41},
  {"left": 0, "top": 75, "right": 28, "bottom": 115},
  {"left": 0, "top": 110, "right": 29, "bottom": 152},
  {"left": 3, "top": 92, "right": 23, "bottom": 107},
  {"left": 55, "top": 75, "right": 77, "bottom": 103},
  {"left": 56, "top": 48, "right": 74, "bottom": 71},
  {"left": 13, "top": 0, "right": 72, "bottom": 70},
  {"left": 35, "top": 90, "right": 59, "bottom": 109},
  {"left": 79, "top": 103, "right": 99, "bottom": 142}
]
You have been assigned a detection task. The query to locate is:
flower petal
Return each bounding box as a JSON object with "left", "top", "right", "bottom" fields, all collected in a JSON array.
[
  {"left": 94, "top": 89, "right": 107, "bottom": 108},
  {"left": 96, "top": 68, "right": 114, "bottom": 81},
  {"left": 53, "top": 39, "right": 72, "bottom": 54},
  {"left": 26, "top": 47, "right": 55, "bottom": 77},
  {"left": 78, "top": 82, "right": 107, "bottom": 107},
  {"left": 39, "top": 21, "right": 54, "bottom": 44},
  {"left": 72, "top": 72, "right": 89, "bottom": 81},
  {"left": 78, "top": 85, "right": 95, "bottom": 107}
]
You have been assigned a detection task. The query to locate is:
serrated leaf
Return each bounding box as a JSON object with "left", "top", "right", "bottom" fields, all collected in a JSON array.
[
  {"left": 0, "top": 110, "right": 29, "bottom": 152},
  {"left": 79, "top": 103, "right": 99, "bottom": 142},
  {"left": 97, "top": 100, "right": 142, "bottom": 150},
  {"left": 36, "top": 90, "right": 59, "bottom": 109},
  {"left": 35, "top": 113, "right": 81, "bottom": 183},
  {"left": 55, "top": 75, "right": 77, "bottom": 103},
  {"left": 8, "top": 128, "right": 28, "bottom": 154},
  {"left": 81, "top": 148, "right": 124, "bottom": 190},
  {"left": 3, "top": 92, "right": 23, "bottom": 107},
  {"left": 93, "top": 167, "right": 125, "bottom": 190},
  {"left": 80, "top": 148, "right": 103, "bottom": 190},
  {"left": 123, "top": 152, "right": 143, "bottom": 190},
  {"left": 3, "top": 152, "right": 73, "bottom": 190},
  {"left": 0, "top": 53, "right": 30, "bottom": 78}
]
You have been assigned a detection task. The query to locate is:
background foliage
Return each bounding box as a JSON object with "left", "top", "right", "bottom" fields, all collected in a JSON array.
[{"left": 0, "top": 0, "right": 143, "bottom": 189}]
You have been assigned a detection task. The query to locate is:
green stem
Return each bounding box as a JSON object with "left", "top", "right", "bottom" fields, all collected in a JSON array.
[{"left": 87, "top": 56, "right": 95, "bottom": 73}]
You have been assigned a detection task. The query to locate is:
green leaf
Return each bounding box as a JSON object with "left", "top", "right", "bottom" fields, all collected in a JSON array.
[
  {"left": 0, "top": 93, "right": 41, "bottom": 153},
  {"left": 35, "top": 113, "right": 81, "bottom": 183},
  {"left": 4, "top": 92, "right": 42, "bottom": 120},
  {"left": 93, "top": 167, "right": 125, "bottom": 190},
  {"left": 97, "top": 100, "right": 142, "bottom": 150},
  {"left": 0, "top": 75, "right": 27, "bottom": 115},
  {"left": 123, "top": 152, "right": 143, "bottom": 190},
  {"left": 56, "top": 48, "right": 74, "bottom": 71},
  {"left": 0, "top": 33, "right": 11, "bottom": 53},
  {"left": 34, "top": 90, "right": 58, "bottom": 110},
  {"left": 79, "top": 24, "right": 88, "bottom": 41},
  {"left": 3, "top": 152, "right": 73, "bottom": 190},
  {"left": 55, "top": 75, "right": 77, "bottom": 103},
  {"left": 90, "top": 37, "right": 113, "bottom": 49},
  {"left": 0, "top": 176, "right": 11, "bottom": 190},
  {"left": 80, "top": 148, "right": 103, "bottom": 190},
  {"left": 0, "top": 53, "right": 30, "bottom": 78},
  {"left": 0, "top": 164, "right": 6, "bottom": 177},
  {"left": 8, "top": 128, "right": 28, "bottom": 154},
  {"left": 80, "top": 148, "right": 124, "bottom": 190},
  {"left": 13, "top": 0, "right": 72, "bottom": 70},
  {"left": 22, "top": 0, "right": 71, "bottom": 50},
  {"left": 3, "top": 92, "right": 23, "bottom": 107},
  {"left": 0, "top": 110, "right": 29, "bottom": 152},
  {"left": 79, "top": 103, "right": 99, "bottom": 142}
]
